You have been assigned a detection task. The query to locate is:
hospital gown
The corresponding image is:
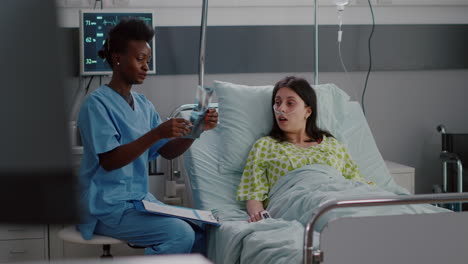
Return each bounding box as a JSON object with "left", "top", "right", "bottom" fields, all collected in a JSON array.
[{"left": 237, "top": 136, "right": 372, "bottom": 202}]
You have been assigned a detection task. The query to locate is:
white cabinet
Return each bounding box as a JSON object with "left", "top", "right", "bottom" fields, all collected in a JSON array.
[
  {"left": 0, "top": 225, "right": 47, "bottom": 263},
  {"left": 385, "top": 160, "right": 415, "bottom": 194}
]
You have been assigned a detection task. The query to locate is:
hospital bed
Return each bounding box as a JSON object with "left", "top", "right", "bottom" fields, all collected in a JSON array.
[
  {"left": 172, "top": 81, "right": 468, "bottom": 264},
  {"left": 168, "top": 1, "right": 468, "bottom": 262}
]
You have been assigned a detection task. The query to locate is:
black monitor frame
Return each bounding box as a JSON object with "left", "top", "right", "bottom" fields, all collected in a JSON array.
[{"left": 79, "top": 9, "right": 156, "bottom": 76}]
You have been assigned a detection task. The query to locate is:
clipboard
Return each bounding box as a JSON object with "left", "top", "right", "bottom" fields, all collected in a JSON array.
[{"left": 133, "top": 200, "right": 220, "bottom": 226}]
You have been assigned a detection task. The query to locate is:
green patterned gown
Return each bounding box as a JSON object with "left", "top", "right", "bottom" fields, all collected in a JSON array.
[{"left": 237, "top": 136, "right": 372, "bottom": 202}]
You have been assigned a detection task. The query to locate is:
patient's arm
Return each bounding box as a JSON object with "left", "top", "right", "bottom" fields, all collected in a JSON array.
[{"left": 247, "top": 200, "right": 265, "bottom": 222}]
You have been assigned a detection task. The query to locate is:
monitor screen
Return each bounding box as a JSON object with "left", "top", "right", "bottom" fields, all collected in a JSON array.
[{"left": 79, "top": 9, "right": 156, "bottom": 76}]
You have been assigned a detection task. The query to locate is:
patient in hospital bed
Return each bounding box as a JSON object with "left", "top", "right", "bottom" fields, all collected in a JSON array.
[
  {"left": 184, "top": 77, "right": 447, "bottom": 264},
  {"left": 237, "top": 76, "right": 374, "bottom": 222}
]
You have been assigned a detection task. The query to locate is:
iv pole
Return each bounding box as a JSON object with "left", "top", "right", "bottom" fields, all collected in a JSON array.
[
  {"left": 314, "top": 0, "right": 319, "bottom": 85},
  {"left": 199, "top": 0, "right": 209, "bottom": 93},
  {"left": 164, "top": 0, "right": 210, "bottom": 204}
]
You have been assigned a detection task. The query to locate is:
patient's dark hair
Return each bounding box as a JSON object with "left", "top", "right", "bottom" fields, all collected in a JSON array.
[
  {"left": 269, "top": 76, "right": 333, "bottom": 142},
  {"left": 98, "top": 18, "right": 154, "bottom": 68}
]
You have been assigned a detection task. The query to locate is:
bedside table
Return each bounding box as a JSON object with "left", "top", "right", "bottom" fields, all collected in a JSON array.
[{"left": 385, "top": 160, "right": 415, "bottom": 194}]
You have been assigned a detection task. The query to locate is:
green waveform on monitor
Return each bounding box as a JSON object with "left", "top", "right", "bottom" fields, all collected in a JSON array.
[
  {"left": 101, "top": 16, "right": 152, "bottom": 27},
  {"left": 102, "top": 16, "right": 120, "bottom": 27}
]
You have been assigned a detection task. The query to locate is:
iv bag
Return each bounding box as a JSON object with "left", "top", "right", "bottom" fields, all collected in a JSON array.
[
  {"left": 334, "top": 0, "right": 349, "bottom": 11},
  {"left": 184, "top": 85, "right": 214, "bottom": 139}
]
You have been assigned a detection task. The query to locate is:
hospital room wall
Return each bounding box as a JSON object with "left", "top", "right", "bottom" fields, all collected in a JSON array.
[
  {"left": 56, "top": 1, "right": 468, "bottom": 196},
  {"left": 70, "top": 70, "right": 467, "bottom": 195}
]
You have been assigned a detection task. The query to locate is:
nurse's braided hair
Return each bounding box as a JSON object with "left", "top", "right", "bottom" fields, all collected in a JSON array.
[
  {"left": 269, "top": 76, "right": 333, "bottom": 143},
  {"left": 98, "top": 18, "right": 154, "bottom": 68}
]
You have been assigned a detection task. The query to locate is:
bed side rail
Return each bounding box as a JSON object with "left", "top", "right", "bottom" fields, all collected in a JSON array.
[
  {"left": 164, "top": 103, "right": 219, "bottom": 205},
  {"left": 303, "top": 192, "right": 468, "bottom": 264}
]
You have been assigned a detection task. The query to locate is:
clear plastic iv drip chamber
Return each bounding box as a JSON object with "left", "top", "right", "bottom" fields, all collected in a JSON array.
[
  {"left": 334, "top": 0, "right": 359, "bottom": 102},
  {"left": 337, "top": 11, "right": 343, "bottom": 42},
  {"left": 334, "top": 0, "right": 349, "bottom": 11},
  {"left": 335, "top": 0, "right": 348, "bottom": 42}
]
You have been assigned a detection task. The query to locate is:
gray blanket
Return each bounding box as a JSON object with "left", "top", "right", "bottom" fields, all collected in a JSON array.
[{"left": 207, "top": 165, "right": 446, "bottom": 264}]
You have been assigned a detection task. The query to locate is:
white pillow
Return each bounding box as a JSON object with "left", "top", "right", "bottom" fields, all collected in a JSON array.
[{"left": 213, "top": 80, "right": 350, "bottom": 175}]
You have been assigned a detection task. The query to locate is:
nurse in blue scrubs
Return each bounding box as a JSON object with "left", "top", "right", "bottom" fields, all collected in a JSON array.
[{"left": 77, "top": 18, "right": 218, "bottom": 255}]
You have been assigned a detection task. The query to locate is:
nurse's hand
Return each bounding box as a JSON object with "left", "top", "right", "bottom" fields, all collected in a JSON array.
[
  {"left": 203, "top": 108, "right": 218, "bottom": 131},
  {"left": 155, "top": 118, "right": 192, "bottom": 139}
]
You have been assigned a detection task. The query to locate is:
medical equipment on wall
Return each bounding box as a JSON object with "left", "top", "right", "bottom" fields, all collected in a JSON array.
[
  {"left": 69, "top": 2, "right": 156, "bottom": 120},
  {"left": 79, "top": 9, "right": 156, "bottom": 76}
]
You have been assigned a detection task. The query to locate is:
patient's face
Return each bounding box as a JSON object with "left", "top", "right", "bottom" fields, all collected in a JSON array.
[{"left": 274, "top": 87, "right": 310, "bottom": 134}]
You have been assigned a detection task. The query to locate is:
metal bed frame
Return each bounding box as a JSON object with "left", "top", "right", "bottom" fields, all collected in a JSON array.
[
  {"left": 166, "top": 103, "right": 218, "bottom": 202},
  {"left": 303, "top": 192, "right": 468, "bottom": 264}
]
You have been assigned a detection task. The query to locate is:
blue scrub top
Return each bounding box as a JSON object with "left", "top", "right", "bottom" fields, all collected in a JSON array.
[{"left": 77, "top": 85, "right": 169, "bottom": 239}]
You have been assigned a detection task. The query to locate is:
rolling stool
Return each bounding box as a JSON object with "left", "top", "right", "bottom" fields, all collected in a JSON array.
[{"left": 58, "top": 225, "right": 124, "bottom": 258}]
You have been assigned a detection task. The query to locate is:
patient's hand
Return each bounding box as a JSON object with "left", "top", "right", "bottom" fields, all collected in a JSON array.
[
  {"left": 247, "top": 200, "right": 265, "bottom": 223},
  {"left": 202, "top": 108, "right": 218, "bottom": 131}
]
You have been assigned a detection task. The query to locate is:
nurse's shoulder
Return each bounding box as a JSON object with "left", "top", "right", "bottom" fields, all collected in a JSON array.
[
  {"left": 132, "top": 91, "right": 154, "bottom": 109},
  {"left": 82, "top": 85, "right": 112, "bottom": 106},
  {"left": 78, "top": 86, "right": 116, "bottom": 121}
]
